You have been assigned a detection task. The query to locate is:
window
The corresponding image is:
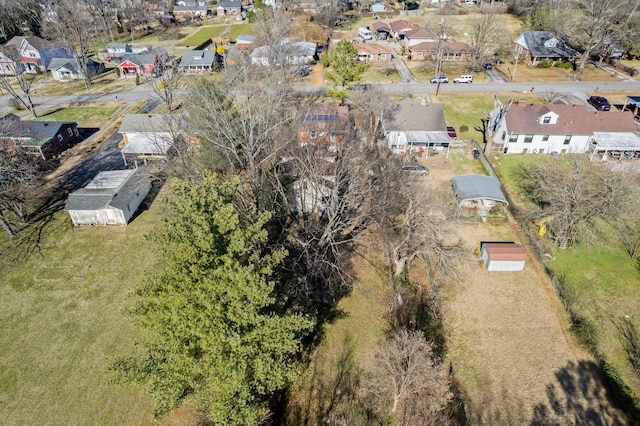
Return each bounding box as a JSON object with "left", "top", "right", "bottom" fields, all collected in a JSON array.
[
  {"left": 57, "top": 134, "right": 63, "bottom": 142},
  {"left": 501, "top": 131, "right": 506, "bottom": 141},
  {"left": 524, "top": 134, "right": 533, "bottom": 143},
  {"left": 74, "top": 127, "right": 79, "bottom": 136},
  {"left": 564, "top": 135, "right": 572, "bottom": 145},
  {"left": 542, "top": 134, "right": 549, "bottom": 141},
  {"left": 509, "top": 133, "right": 518, "bottom": 143},
  {"left": 418, "top": 51, "right": 423, "bottom": 57},
  {"left": 542, "top": 116, "right": 551, "bottom": 124},
  {"left": 522, "top": 148, "right": 528, "bottom": 154},
  {"left": 310, "top": 131, "right": 317, "bottom": 139},
  {"left": 67, "top": 128, "right": 73, "bottom": 137},
  {"left": 538, "top": 149, "right": 544, "bottom": 154},
  {"left": 380, "top": 53, "right": 387, "bottom": 59}
]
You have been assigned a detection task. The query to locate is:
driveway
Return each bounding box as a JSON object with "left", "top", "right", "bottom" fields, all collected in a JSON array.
[{"left": 391, "top": 54, "right": 416, "bottom": 83}]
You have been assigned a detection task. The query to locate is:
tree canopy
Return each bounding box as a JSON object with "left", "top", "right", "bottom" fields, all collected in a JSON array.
[
  {"left": 325, "top": 39, "right": 368, "bottom": 86},
  {"left": 114, "top": 175, "right": 314, "bottom": 424}
]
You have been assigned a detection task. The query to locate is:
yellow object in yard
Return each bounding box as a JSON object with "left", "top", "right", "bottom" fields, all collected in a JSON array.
[
  {"left": 536, "top": 216, "right": 554, "bottom": 236},
  {"left": 156, "top": 81, "right": 164, "bottom": 90}
]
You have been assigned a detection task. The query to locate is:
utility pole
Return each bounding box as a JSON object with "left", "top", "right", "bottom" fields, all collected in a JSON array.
[{"left": 434, "top": 19, "right": 445, "bottom": 96}]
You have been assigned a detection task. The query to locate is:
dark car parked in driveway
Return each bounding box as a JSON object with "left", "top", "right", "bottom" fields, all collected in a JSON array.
[
  {"left": 447, "top": 126, "right": 457, "bottom": 138},
  {"left": 587, "top": 95, "right": 611, "bottom": 111}
]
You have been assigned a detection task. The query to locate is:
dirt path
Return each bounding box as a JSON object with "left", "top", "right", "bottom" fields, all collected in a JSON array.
[{"left": 429, "top": 148, "right": 628, "bottom": 425}]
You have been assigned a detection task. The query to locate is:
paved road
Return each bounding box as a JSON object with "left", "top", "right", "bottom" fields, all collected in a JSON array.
[{"left": 3, "top": 79, "right": 640, "bottom": 117}]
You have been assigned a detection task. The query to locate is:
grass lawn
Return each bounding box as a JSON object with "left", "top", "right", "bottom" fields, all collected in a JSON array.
[
  {"left": 178, "top": 25, "right": 228, "bottom": 47},
  {"left": 223, "top": 23, "right": 253, "bottom": 41},
  {"left": 361, "top": 62, "right": 402, "bottom": 84},
  {"left": 30, "top": 103, "right": 121, "bottom": 128},
  {"left": 495, "top": 154, "right": 640, "bottom": 400},
  {"left": 432, "top": 93, "right": 546, "bottom": 141},
  {"left": 285, "top": 243, "right": 389, "bottom": 424},
  {"left": 34, "top": 71, "right": 136, "bottom": 97},
  {"left": 0, "top": 202, "right": 162, "bottom": 425}
]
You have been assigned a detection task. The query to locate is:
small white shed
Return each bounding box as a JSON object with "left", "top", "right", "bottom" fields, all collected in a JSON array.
[
  {"left": 65, "top": 168, "right": 151, "bottom": 226},
  {"left": 480, "top": 242, "right": 526, "bottom": 272}
]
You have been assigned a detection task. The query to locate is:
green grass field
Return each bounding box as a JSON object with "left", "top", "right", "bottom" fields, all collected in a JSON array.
[
  {"left": 178, "top": 25, "right": 228, "bottom": 47},
  {"left": 31, "top": 104, "right": 121, "bottom": 128},
  {"left": 495, "top": 155, "right": 640, "bottom": 398},
  {"left": 224, "top": 23, "right": 253, "bottom": 41},
  {"left": 0, "top": 201, "right": 161, "bottom": 425}
]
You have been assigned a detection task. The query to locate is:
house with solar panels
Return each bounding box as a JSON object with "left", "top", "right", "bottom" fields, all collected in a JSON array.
[{"left": 65, "top": 168, "right": 151, "bottom": 226}]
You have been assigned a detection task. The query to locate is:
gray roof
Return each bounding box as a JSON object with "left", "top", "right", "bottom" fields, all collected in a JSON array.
[
  {"left": 451, "top": 174, "right": 508, "bottom": 206},
  {"left": 119, "top": 113, "right": 184, "bottom": 133},
  {"left": 65, "top": 168, "right": 150, "bottom": 211},
  {"left": 382, "top": 100, "right": 448, "bottom": 132},
  {"left": 236, "top": 34, "right": 255, "bottom": 43},
  {"left": 174, "top": 4, "right": 209, "bottom": 11},
  {"left": 47, "top": 57, "right": 79, "bottom": 72},
  {"left": 178, "top": 50, "right": 217, "bottom": 67},
  {"left": 217, "top": 1, "right": 241, "bottom": 7},
  {"left": 20, "top": 121, "right": 76, "bottom": 146},
  {"left": 517, "top": 31, "right": 576, "bottom": 59},
  {"left": 120, "top": 48, "right": 167, "bottom": 66},
  {"left": 250, "top": 41, "right": 317, "bottom": 58}
]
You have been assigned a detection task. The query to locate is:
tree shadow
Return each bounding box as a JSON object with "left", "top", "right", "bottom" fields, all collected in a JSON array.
[
  {"left": 282, "top": 333, "right": 359, "bottom": 426},
  {"left": 530, "top": 360, "right": 631, "bottom": 426}
]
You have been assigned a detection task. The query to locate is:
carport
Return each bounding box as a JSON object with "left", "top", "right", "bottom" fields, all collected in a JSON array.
[
  {"left": 451, "top": 174, "right": 508, "bottom": 215},
  {"left": 589, "top": 132, "right": 640, "bottom": 161}
]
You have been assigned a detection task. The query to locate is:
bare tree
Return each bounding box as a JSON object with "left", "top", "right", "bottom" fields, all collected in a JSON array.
[
  {"left": 515, "top": 156, "right": 637, "bottom": 244},
  {"left": 373, "top": 179, "right": 464, "bottom": 278},
  {"left": 151, "top": 67, "right": 182, "bottom": 113},
  {"left": 0, "top": 117, "right": 40, "bottom": 236},
  {"left": 42, "top": 0, "right": 98, "bottom": 90},
  {"left": 470, "top": 5, "right": 505, "bottom": 67},
  {"left": 359, "top": 330, "right": 453, "bottom": 425},
  {"left": 0, "top": 62, "right": 38, "bottom": 117},
  {"left": 570, "top": 0, "right": 640, "bottom": 74},
  {"left": 346, "top": 85, "right": 389, "bottom": 145},
  {"left": 0, "top": 0, "right": 42, "bottom": 38}
]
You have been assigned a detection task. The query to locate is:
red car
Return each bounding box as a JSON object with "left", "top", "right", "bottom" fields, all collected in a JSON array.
[{"left": 447, "top": 126, "right": 457, "bottom": 138}]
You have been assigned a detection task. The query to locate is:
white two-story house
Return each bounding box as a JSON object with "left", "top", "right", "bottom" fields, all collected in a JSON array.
[{"left": 490, "top": 101, "right": 638, "bottom": 155}]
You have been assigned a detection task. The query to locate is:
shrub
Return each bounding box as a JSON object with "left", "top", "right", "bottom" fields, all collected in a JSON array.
[
  {"left": 537, "top": 59, "right": 553, "bottom": 68},
  {"left": 460, "top": 125, "right": 469, "bottom": 133},
  {"left": 554, "top": 61, "right": 573, "bottom": 70}
]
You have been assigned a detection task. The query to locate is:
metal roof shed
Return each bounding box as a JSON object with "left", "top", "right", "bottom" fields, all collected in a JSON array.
[
  {"left": 451, "top": 174, "right": 508, "bottom": 212},
  {"left": 481, "top": 242, "right": 526, "bottom": 272},
  {"left": 65, "top": 168, "right": 151, "bottom": 226}
]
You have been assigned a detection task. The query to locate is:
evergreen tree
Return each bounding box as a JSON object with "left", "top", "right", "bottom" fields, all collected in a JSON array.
[{"left": 114, "top": 175, "right": 314, "bottom": 424}]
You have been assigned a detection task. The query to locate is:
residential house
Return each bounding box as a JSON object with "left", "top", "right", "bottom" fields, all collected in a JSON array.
[
  {"left": 1, "top": 36, "right": 72, "bottom": 74},
  {"left": 401, "top": 27, "right": 439, "bottom": 48},
  {"left": 382, "top": 100, "right": 451, "bottom": 154},
  {"left": 280, "top": 153, "right": 338, "bottom": 217},
  {"left": 297, "top": 0, "right": 319, "bottom": 13},
  {"left": 514, "top": 31, "right": 576, "bottom": 65},
  {"left": 178, "top": 50, "right": 218, "bottom": 74},
  {"left": 173, "top": 4, "right": 209, "bottom": 16},
  {"left": 117, "top": 48, "right": 168, "bottom": 78},
  {"left": 356, "top": 42, "right": 393, "bottom": 63},
  {"left": 389, "top": 20, "right": 415, "bottom": 40},
  {"left": 370, "top": 2, "right": 386, "bottom": 12},
  {"left": 47, "top": 57, "right": 106, "bottom": 81},
  {"left": 0, "top": 114, "right": 80, "bottom": 160},
  {"left": 236, "top": 34, "right": 255, "bottom": 50},
  {"left": 297, "top": 105, "right": 352, "bottom": 149},
  {"left": 250, "top": 41, "right": 317, "bottom": 66},
  {"left": 490, "top": 101, "right": 638, "bottom": 155},
  {"left": 0, "top": 49, "right": 18, "bottom": 75},
  {"left": 216, "top": 1, "right": 242, "bottom": 15},
  {"left": 408, "top": 40, "right": 473, "bottom": 62},
  {"left": 65, "top": 168, "right": 152, "bottom": 226},
  {"left": 371, "top": 21, "right": 392, "bottom": 40},
  {"left": 106, "top": 43, "right": 149, "bottom": 57},
  {"left": 118, "top": 113, "right": 191, "bottom": 165}
]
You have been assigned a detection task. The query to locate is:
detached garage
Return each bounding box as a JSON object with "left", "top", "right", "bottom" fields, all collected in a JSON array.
[
  {"left": 480, "top": 242, "right": 526, "bottom": 272},
  {"left": 65, "top": 168, "right": 151, "bottom": 226}
]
